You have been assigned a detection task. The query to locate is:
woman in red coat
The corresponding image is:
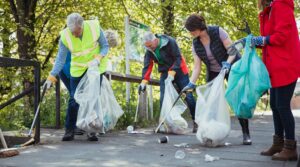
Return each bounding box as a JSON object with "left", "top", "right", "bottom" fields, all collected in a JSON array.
[{"left": 252, "top": 0, "right": 300, "bottom": 161}]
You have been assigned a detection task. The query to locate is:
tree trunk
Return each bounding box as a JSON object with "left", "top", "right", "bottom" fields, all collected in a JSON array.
[
  {"left": 161, "top": 0, "right": 175, "bottom": 36},
  {"left": 9, "top": 0, "right": 38, "bottom": 115}
]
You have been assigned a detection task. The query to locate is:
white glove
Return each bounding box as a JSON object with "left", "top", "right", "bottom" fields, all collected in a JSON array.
[{"left": 88, "top": 59, "right": 100, "bottom": 67}]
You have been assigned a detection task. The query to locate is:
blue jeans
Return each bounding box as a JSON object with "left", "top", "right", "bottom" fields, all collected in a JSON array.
[
  {"left": 59, "top": 70, "right": 71, "bottom": 94},
  {"left": 67, "top": 72, "right": 103, "bottom": 130},
  {"left": 160, "top": 70, "right": 196, "bottom": 120},
  {"left": 59, "top": 70, "right": 75, "bottom": 130},
  {"left": 270, "top": 81, "right": 296, "bottom": 140}
]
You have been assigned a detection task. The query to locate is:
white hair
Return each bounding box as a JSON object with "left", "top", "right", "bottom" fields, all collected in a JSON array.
[
  {"left": 104, "top": 29, "right": 119, "bottom": 48},
  {"left": 67, "top": 13, "right": 84, "bottom": 32},
  {"left": 143, "top": 31, "right": 156, "bottom": 44}
]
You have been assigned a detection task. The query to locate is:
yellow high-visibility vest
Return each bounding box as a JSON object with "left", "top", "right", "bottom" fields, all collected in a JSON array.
[{"left": 60, "top": 20, "right": 107, "bottom": 77}]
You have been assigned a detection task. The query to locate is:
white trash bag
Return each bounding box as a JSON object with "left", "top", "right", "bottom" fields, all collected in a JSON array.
[
  {"left": 74, "top": 66, "right": 104, "bottom": 133},
  {"left": 100, "top": 76, "right": 124, "bottom": 131},
  {"left": 195, "top": 70, "right": 231, "bottom": 147},
  {"left": 159, "top": 79, "right": 188, "bottom": 134}
]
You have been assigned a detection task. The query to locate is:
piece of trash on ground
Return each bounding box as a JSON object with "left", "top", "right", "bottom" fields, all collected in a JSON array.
[
  {"left": 158, "top": 136, "right": 169, "bottom": 143},
  {"left": 127, "top": 125, "right": 134, "bottom": 133},
  {"left": 185, "top": 148, "right": 201, "bottom": 154},
  {"left": 128, "top": 131, "right": 145, "bottom": 134},
  {"left": 205, "top": 154, "right": 220, "bottom": 162},
  {"left": 174, "top": 143, "right": 189, "bottom": 148},
  {"left": 224, "top": 142, "right": 231, "bottom": 146},
  {"left": 175, "top": 150, "right": 186, "bottom": 159}
]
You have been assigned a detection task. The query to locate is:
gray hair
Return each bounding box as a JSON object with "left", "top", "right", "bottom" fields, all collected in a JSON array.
[
  {"left": 67, "top": 13, "right": 84, "bottom": 32},
  {"left": 104, "top": 30, "right": 119, "bottom": 48},
  {"left": 143, "top": 31, "right": 156, "bottom": 44}
]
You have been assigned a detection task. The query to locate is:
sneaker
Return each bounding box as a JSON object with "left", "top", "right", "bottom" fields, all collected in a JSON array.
[
  {"left": 87, "top": 133, "right": 98, "bottom": 141},
  {"left": 74, "top": 128, "right": 85, "bottom": 135},
  {"left": 62, "top": 129, "right": 74, "bottom": 141},
  {"left": 243, "top": 133, "right": 252, "bottom": 145}
]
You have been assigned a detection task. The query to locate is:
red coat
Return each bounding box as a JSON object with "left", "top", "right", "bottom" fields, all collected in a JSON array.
[{"left": 259, "top": 0, "right": 300, "bottom": 88}]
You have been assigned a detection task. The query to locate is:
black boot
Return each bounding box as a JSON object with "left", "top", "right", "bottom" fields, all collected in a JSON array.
[
  {"left": 62, "top": 129, "right": 74, "bottom": 141},
  {"left": 239, "top": 118, "right": 252, "bottom": 145},
  {"left": 87, "top": 132, "right": 98, "bottom": 141},
  {"left": 192, "top": 121, "right": 198, "bottom": 133}
]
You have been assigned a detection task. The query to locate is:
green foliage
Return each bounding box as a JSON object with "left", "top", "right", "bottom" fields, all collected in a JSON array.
[
  {"left": 39, "top": 88, "right": 68, "bottom": 128},
  {"left": 1, "top": 0, "right": 298, "bottom": 130}
]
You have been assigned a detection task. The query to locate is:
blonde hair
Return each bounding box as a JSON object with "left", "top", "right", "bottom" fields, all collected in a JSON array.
[{"left": 104, "top": 30, "right": 119, "bottom": 48}]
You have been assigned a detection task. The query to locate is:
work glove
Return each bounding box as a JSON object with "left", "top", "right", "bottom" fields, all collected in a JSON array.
[
  {"left": 138, "top": 80, "right": 147, "bottom": 94},
  {"left": 88, "top": 58, "right": 100, "bottom": 67},
  {"left": 182, "top": 82, "right": 196, "bottom": 93},
  {"left": 250, "top": 36, "right": 265, "bottom": 47},
  {"left": 233, "top": 36, "right": 266, "bottom": 48},
  {"left": 221, "top": 61, "right": 231, "bottom": 74},
  {"left": 44, "top": 75, "right": 57, "bottom": 89},
  {"left": 166, "top": 70, "right": 176, "bottom": 81}
]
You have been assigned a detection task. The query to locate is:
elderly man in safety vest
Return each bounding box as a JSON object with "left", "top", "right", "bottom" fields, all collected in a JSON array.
[{"left": 45, "top": 13, "right": 109, "bottom": 141}]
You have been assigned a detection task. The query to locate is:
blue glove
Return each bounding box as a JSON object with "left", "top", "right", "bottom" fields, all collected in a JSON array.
[
  {"left": 231, "top": 36, "right": 266, "bottom": 49},
  {"left": 182, "top": 82, "right": 196, "bottom": 93},
  {"left": 251, "top": 36, "right": 265, "bottom": 47},
  {"left": 221, "top": 61, "right": 231, "bottom": 73}
]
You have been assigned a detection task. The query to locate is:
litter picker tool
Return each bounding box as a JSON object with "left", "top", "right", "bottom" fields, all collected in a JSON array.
[
  {"left": 231, "top": 18, "right": 252, "bottom": 35},
  {"left": 133, "top": 92, "right": 144, "bottom": 128},
  {"left": 28, "top": 83, "right": 48, "bottom": 137}
]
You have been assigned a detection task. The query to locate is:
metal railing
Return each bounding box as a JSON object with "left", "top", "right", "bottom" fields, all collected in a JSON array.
[
  {"left": 0, "top": 57, "right": 41, "bottom": 143},
  {"left": 0, "top": 57, "right": 159, "bottom": 144}
]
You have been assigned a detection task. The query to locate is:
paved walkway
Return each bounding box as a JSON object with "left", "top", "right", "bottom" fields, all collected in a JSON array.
[{"left": 1, "top": 111, "right": 300, "bottom": 167}]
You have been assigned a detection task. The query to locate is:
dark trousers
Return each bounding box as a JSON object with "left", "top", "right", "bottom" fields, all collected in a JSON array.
[
  {"left": 160, "top": 70, "right": 196, "bottom": 120},
  {"left": 270, "top": 81, "right": 297, "bottom": 140},
  {"left": 67, "top": 71, "right": 103, "bottom": 130},
  {"left": 59, "top": 70, "right": 74, "bottom": 130},
  {"left": 208, "top": 71, "right": 249, "bottom": 133}
]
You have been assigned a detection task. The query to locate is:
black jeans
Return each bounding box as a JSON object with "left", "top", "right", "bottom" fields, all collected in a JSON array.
[{"left": 270, "top": 81, "right": 297, "bottom": 140}]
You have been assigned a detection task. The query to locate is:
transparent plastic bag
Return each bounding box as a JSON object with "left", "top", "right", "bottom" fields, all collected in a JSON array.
[
  {"left": 159, "top": 79, "right": 188, "bottom": 134},
  {"left": 74, "top": 66, "right": 104, "bottom": 133},
  {"left": 195, "top": 70, "right": 231, "bottom": 147},
  {"left": 100, "top": 76, "right": 124, "bottom": 131},
  {"left": 225, "top": 35, "right": 271, "bottom": 119}
]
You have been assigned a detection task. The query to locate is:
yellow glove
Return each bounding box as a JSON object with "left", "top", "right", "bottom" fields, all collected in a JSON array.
[
  {"left": 47, "top": 75, "right": 57, "bottom": 83},
  {"left": 167, "top": 70, "right": 176, "bottom": 81},
  {"left": 44, "top": 75, "right": 57, "bottom": 89}
]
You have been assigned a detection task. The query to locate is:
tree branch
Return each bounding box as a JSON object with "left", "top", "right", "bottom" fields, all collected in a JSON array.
[
  {"left": 42, "top": 35, "right": 60, "bottom": 70},
  {"left": 9, "top": 0, "right": 19, "bottom": 22},
  {"left": 133, "top": 1, "right": 162, "bottom": 26},
  {"left": 121, "top": 0, "right": 131, "bottom": 17}
]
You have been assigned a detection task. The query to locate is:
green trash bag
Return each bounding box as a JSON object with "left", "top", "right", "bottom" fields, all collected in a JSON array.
[{"left": 225, "top": 35, "right": 271, "bottom": 119}]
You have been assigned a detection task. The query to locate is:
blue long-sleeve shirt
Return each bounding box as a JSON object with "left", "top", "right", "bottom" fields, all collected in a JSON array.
[{"left": 50, "top": 29, "right": 109, "bottom": 77}]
